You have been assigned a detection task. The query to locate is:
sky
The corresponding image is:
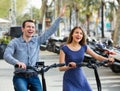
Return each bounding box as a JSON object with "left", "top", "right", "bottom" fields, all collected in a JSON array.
[
  {"left": 23, "top": 0, "right": 42, "bottom": 14},
  {"left": 24, "top": 0, "right": 52, "bottom": 14},
  {"left": 27, "top": 0, "right": 42, "bottom": 9},
  {"left": 27, "top": 0, "right": 52, "bottom": 9}
]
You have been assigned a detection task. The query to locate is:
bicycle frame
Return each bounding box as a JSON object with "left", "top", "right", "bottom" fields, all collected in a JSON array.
[{"left": 15, "top": 62, "right": 65, "bottom": 91}]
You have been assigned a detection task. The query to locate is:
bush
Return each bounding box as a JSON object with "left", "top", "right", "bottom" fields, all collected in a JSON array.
[{"left": 0, "top": 36, "right": 11, "bottom": 45}]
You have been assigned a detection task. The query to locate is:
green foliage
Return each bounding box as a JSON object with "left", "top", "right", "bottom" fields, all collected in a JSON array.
[
  {"left": 0, "top": 0, "right": 27, "bottom": 18},
  {"left": 16, "top": 0, "right": 27, "bottom": 15},
  {"left": 0, "top": 0, "right": 11, "bottom": 18},
  {"left": 0, "top": 36, "right": 11, "bottom": 44},
  {"left": 0, "top": 0, "right": 42, "bottom": 25},
  {"left": 16, "top": 7, "right": 41, "bottom": 25}
]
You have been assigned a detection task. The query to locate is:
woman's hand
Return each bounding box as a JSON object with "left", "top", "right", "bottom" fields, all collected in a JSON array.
[
  {"left": 108, "top": 56, "right": 115, "bottom": 63},
  {"left": 68, "top": 62, "right": 76, "bottom": 68}
]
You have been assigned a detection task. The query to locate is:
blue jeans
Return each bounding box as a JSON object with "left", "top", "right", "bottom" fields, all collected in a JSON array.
[{"left": 13, "top": 75, "right": 42, "bottom": 91}]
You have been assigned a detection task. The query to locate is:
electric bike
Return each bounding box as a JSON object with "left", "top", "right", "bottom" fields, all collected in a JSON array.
[{"left": 15, "top": 62, "right": 65, "bottom": 91}]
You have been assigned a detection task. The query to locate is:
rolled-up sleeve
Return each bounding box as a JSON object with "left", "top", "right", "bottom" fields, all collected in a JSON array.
[{"left": 3, "top": 40, "right": 19, "bottom": 65}]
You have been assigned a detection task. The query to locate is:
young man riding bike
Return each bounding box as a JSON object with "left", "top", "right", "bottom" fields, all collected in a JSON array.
[{"left": 4, "top": 5, "right": 66, "bottom": 91}]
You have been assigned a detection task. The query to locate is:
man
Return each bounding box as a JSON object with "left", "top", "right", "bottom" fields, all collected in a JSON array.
[{"left": 4, "top": 5, "right": 66, "bottom": 91}]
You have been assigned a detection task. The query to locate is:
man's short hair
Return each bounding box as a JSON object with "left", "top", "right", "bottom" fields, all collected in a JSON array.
[{"left": 22, "top": 20, "right": 34, "bottom": 28}]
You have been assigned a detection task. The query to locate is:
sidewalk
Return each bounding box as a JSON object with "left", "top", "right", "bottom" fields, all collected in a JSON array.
[
  {"left": 0, "top": 58, "right": 14, "bottom": 91},
  {"left": 0, "top": 50, "right": 63, "bottom": 91}
]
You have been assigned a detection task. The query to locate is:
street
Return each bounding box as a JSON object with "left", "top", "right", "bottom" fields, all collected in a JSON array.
[{"left": 0, "top": 50, "right": 120, "bottom": 91}]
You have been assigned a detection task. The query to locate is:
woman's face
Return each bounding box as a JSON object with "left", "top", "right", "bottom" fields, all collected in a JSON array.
[{"left": 72, "top": 28, "right": 83, "bottom": 43}]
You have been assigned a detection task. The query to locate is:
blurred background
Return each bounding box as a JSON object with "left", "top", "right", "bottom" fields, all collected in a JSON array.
[
  {"left": 0, "top": 1, "right": 120, "bottom": 90},
  {"left": 0, "top": 0, "right": 120, "bottom": 57}
]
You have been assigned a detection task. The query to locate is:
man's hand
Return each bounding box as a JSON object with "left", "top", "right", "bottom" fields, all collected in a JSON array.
[
  {"left": 59, "top": 5, "right": 66, "bottom": 17},
  {"left": 16, "top": 62, "right": 26, "bottom": 69}
]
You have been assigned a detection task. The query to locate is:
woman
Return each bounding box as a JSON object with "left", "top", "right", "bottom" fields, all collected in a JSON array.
[{"left": 59, "top": 26, "right": 114, "bottom": 91}]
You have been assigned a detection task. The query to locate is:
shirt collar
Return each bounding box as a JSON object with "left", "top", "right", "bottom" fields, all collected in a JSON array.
[{"left": 19, "top": 36, "right": 36, "bottom": 43}]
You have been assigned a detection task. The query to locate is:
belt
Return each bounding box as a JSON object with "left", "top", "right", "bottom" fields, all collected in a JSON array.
[{"left": 14, "top": 72, "right": 38, "bottom": 78}]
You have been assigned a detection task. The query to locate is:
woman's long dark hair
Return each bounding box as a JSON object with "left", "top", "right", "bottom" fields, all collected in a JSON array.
[{"left": 67, "top": 26, "right": 86, "bottom": 45}]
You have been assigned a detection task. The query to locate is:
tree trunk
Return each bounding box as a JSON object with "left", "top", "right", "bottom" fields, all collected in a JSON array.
[
  {"left": 86, "top": 14, "right": 90, "bottom": 36},
  {"left": 113, "top": 3, "right": 120, "bottom": 46},
  {"left": 39, "top": 0, "right": 47, "bottom": 23}
]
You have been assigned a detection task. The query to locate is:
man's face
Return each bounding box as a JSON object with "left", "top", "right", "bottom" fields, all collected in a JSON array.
[{"left": 22, "top": 22, "right": 36, "bottom": 38}]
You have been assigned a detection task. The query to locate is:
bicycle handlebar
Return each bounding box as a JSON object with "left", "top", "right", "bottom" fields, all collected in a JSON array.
[
  {"left": 84, "top": 60, "right": 109, "bottom": 68},
  {"left": 41, "top": 63, "right": 65, "bottom": 72},
  {"left": 69, "top": 60, "right": 110, "bottom": 69},
  {"left": 15, "top": 63, "right": 65, "bottom": 74}
]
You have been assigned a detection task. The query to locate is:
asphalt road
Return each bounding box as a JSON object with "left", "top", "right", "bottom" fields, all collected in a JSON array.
[{"left": 0, "top": 50, "right": 120, "bottom": 91}]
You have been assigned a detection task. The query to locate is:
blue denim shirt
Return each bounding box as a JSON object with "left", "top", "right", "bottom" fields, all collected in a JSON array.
[{"left": 4, "top": 17, "right": 62, "bottom": 72}]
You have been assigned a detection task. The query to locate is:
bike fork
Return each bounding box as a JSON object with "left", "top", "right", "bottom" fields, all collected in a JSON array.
[{"left": 93, "top": 67, "right": 102, "bottom": 91}]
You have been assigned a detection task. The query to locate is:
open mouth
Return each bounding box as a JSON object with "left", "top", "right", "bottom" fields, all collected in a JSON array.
[{"left": 28, "top": 31, "right": 34, "bottom": 34}]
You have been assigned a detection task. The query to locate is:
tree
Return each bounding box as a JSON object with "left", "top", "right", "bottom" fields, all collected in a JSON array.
[
  {"left": 0, "top": 0, "right": 11, "bottom": 18},
  {"left": 16, "top": 7, "right": 41, "bottom": 25},
  {"left": 113, "top": 0, "right": 120, "bottom": 46},
  {"left": 39, "top": 0, "right": 48, "bottom": 23},
  {"left": 77, "top": 0, "right": 101, "bottom": 36},
  {"left": 0, "top": 0, "right": 27, "bottom": 18}
]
